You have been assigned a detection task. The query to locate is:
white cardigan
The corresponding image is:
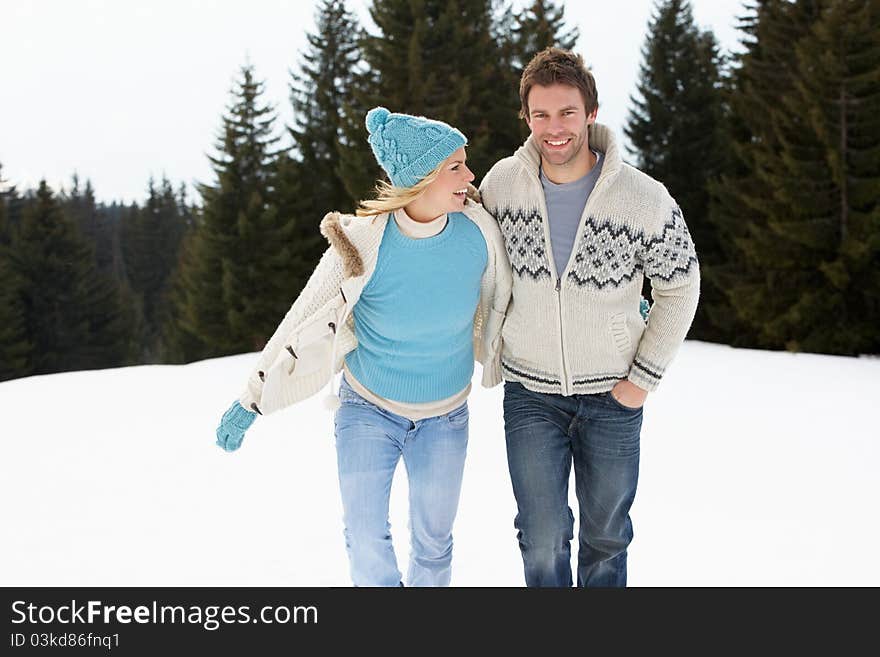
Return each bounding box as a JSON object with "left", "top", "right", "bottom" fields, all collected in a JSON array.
[{"left": 479, "top": 123, "right": 700, "bottom": 395}]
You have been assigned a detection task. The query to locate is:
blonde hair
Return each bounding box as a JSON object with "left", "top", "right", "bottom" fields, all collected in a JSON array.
[{"left": 356, "top": 162, "right": 444, "bottom": 217}]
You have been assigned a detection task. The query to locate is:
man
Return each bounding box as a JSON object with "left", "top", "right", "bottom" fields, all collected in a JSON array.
[{"left": 479, "top": 48, "right": 700, "bottom": 587}]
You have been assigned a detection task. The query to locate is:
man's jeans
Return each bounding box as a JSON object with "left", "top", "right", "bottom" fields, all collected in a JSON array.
[
  {"left": 333, "top": 374, "right": 469, "bottom": 587},
  {"left": 502, "top": 380, "right": 642, "bottom": 587}
]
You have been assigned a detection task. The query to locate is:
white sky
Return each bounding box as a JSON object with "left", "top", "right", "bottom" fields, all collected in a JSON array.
[
  {"left": 1, "top": 0, "right": 747, "bottom": 205},
  {"left": 2, "top": 340, "right": 878, "bottom": 585}
]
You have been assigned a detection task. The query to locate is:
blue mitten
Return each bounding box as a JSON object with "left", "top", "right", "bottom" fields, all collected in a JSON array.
[
  {"left": 216, "top": 401, "right": 257, "bottom": 452},
  {"left": 639, "top": 297, "right": 651, "bottom": 322}
]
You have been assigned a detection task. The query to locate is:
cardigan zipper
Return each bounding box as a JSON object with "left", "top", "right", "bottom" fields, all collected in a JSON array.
[
  {"left": 554, "top": 276, "right": 569, "bottom": 395},
  {"left": 534, "top": 162, "right": 610, "bottom": 397},
  {"left": 532, "top": 176, "right": 570, "bottom": 396}
]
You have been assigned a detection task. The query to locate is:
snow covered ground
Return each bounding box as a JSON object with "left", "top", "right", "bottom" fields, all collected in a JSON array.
[{"left": 2, "top": 340, "right": 878, "bottom": 586}]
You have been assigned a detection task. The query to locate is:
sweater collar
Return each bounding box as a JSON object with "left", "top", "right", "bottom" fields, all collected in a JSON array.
[
  {"left": 393, "top": 206, "right": 448, "bottom": 238},
  {"left": 515, "top": 122, "right": 621, "bottom": 185}
]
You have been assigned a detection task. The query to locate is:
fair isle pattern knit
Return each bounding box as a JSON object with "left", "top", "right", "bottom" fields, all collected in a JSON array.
[
  {"left": 479, "top": 123, "right": 700, "bottom": 395},
  {"left": 567, "top": 204, "right": 697, "bottom": 290},
  {"left": 497, "top": 207, "right": 553, "bottom": 281}
]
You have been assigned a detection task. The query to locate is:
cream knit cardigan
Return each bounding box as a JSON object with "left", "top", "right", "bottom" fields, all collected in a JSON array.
[
  {"left": 238, "top": 200, "right": 512, "bottom": 416},
  {"left": 478, "top": 123, "right": 700, "bottom": 395}
]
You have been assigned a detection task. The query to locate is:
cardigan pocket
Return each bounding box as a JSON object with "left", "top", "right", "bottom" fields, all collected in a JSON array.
[
  {"left": 609, "top": 312, "right": 631, "bottom": 354},
  {"left": 285, "top": 294, "right": 346, "bottom": 377}
]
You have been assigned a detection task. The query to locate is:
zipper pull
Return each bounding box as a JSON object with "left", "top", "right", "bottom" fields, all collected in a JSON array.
[{"left": 555, "top": 278, "right": 561, "bottom": 292}]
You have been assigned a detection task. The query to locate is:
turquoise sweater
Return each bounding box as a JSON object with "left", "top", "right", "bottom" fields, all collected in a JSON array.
[{"left": 344, "top": 212, "right": 488, "bottom": 403}]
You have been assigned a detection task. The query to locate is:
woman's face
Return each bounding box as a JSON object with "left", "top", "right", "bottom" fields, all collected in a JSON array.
[{"left": 421, "top": 147, "right": 475, "bottom": 214}]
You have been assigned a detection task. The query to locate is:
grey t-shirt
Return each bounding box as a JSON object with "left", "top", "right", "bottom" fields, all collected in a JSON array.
[{"left": 540, "top": 150, "right": 604, "bottom": 279}]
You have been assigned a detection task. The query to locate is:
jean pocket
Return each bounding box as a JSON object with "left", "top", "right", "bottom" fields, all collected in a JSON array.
[
  {"left": 445, "top": 402, "right": 469, "bottom": 428},
  {"left": 503, "top": 380, "right": 529, "bottom": 395},
  {"left": 606, "top": 390, "right": 643, "bottom": 412}
]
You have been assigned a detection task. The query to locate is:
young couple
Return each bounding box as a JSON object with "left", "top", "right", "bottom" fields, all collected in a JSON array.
[{"left": 216, "top": 47, "right": 700, "bottom": 587}]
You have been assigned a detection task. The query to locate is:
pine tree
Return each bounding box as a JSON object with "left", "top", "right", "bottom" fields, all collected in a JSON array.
[
  {"left": 160, "top": 205, "right": 204, "bottom": 363},
  {"left": 11, "top": 181, "right": 131, "bottom": 374},
  {"left": 170, "top": 63, "right": 296, "bottom": 360},
  {"left": 0, "top": 163, "right": 14, "bottom": 243},
  {"left": 282, "top": 0, "right": 362, "bottom": 298},
  {"left": 709, "top": 0, "right": 878, "bottom": 355},
  {"left": 0, "top": 164, "right": 31, "bottom": 381},
  {"left": 63, "top": 175, "right": 98, "bottom": 259},
  {"left": 102, "top": 201, "right": 133, "bottom": 283},
  {"left": 703, "top": 1, "right": 780, "bottom": 347},
  {"left": 492, "top": 2, "right": 521, "bottom": 94},
  {"left": 511, "top": 0, "right": 579, "bottom": 72},
  {"left": 154, "top": 177, "right": 190, "bottom": 352},
  {"left": 489, "top": 1, "right": 539, "bottom": 148},
  {"left": 338, "top": 0, "right": 524, "bottom": 202},
  {"left": 336, "top": 64, "right": 382, "bottom": 207},
  {"left": 177, "top": 182, "right": 195, "bottom": 230},
  {"left": 288, "top": 0, "right": 361, "bottom": 216},
  {"left": 160, "top": 182, "right": 200, "bottom": 363},
  {"left": 61, "top": 175, "right": 122, "bottom": 275},
  {"left": 624, "top": 0, "right": 727, "bottom": 341},
  {"left": 122, "top": 175, "right": 189, "bottom": 361},
  {"left": 767, "top": 0, "right": 880, "bottom": 352}
]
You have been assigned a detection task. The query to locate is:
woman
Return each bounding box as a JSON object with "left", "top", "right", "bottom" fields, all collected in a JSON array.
[{"left": 215, "top": 107, "right": 512, "bottom": 587}]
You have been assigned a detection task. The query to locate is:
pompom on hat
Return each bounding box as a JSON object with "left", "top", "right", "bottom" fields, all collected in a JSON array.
[{"left": 365, "top": 107, "right": 467, "bottom": 188}]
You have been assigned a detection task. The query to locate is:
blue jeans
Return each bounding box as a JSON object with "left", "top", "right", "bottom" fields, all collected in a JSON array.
[
  {"left": 333, "top": 374, "right": 469, "bottom": 587},
  {"left": 502, "top": 380, "right": 642, "bottom": 587}
]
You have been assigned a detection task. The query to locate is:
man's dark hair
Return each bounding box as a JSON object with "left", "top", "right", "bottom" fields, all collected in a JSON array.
[{"left": 519, "top": 47, "right": 599, "bottom": 120}]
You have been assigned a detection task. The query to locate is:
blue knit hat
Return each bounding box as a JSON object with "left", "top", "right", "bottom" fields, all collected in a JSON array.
[{"left": 365, "top": 107, "right": 467, "bottom": 188}]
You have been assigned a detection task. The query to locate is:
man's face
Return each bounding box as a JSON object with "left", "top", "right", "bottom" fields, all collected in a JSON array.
[{"left": 525, "top": 83, "right": 597, "bottom": 167}]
